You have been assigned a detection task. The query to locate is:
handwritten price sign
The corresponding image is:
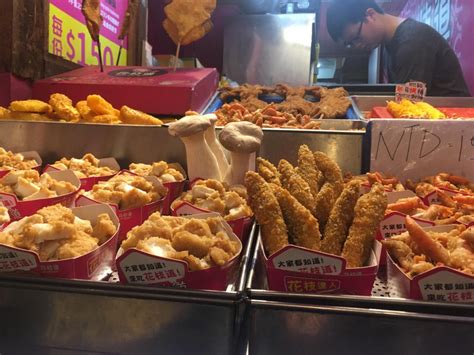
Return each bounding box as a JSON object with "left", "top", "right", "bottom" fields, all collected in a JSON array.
[
  {"left": 48, "top": 0, "right": 128, "bottom": 66},
  {"left": 369, "top": 120, "right": 474, "bottom": 181}
]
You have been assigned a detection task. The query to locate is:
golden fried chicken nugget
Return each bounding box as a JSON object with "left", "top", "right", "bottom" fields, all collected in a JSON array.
[
  {"left": 56, "top": 231, "right": 98, "bottom": 259},
  {"left": 172, "top": 230, "right": 213, "bottom": 258},
  {"left": 256, "top": 157, "right": 281, "bottom": 185},
  {"left": 278, "top": 159, "right": 316, "bottom": 213},
  {"left": 342, "top": 183, "right": 387, "bottom": 268},
  {"left": 271, "top": 184, "right": 321, "bottom": 250},
  {"left": 8, "top": 111, "right": 51, "bottom": 121},
  {"left": 86, "top": 114, "right": 121, "bottom": 124},
  {"left": 49, "top": 93, "right": 81, "bottom": 122},
  {"left": 245, "top": 171, "right": 288, "bottom": 255},
  {"left": 9, "top": 100, "right": 52, "bottom": 114},
  {"left": 92, "top": 213, "right": 117, "bottom": 244},
  {"left": 120, "top": 105, "right": 163, "bottom": 125},
  {"left": 87, "top": 95, "right": 119, "bottom": 117},
  {"left": 297, "top": 145, "right": 322, "bottom": 197},
  {"left": 76, "top": 100, "right": 96, "bottom": 121},
  {"left": 37, "top": 204, "right": 75, "bottom": 224},
  {"left": 0, "top": 106, "right": 11, "bottom": 119},
  {"left": 321, "top": 181, "right": 360, "bottom": 255}
]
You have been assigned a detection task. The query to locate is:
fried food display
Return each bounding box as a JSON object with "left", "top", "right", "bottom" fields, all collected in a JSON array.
[
  {"left": 278, "top": 160, "right": 316, "bottom": 214},
  {"left": 120, "top": 106, "right": 164, "bottom": 125},
  {"left": 129, "top": 161, "right": 184, "bottom": 183},
  {"left": 384, "top": 217, "right": 474, "bottom": 276},
  {"left": 83, "top": 173, "right": 167, "bottom": 210},
  {"left": 120, "top": 213, "right": 239, "bottom": 271},
  {"left": 0, "top": 203, "right": 10, "bottom": 224},
  {"left": 0, "top": 204, "right": 116, "bottom": 261},
  {"left": 408, "top": 173, "right": 474, "bottom": 195},
  {"left": 0, "top": 170, "right": 77, "bottom": 201},
  {"left": 9, "top": 100, "right": 52, "bottom": 114},
  {"left": 171, "top": 179, "right": 252, "bottom": 221},
  {"left": 297, "top": 145, "right": 322, "bottom": 197},
  {"left": 387, "top": 99, "right": 446, "bottom": 119},
  {"left": 256, "top": 157, "right": 281, "bottom": 186},
  {"left": 49, "top": 94, "right": 81, "bottom": 122},
  {"left": 342, "top": 184, "right": 388, "bottom": 268},
  {"left": 219, "top": 84, "right": 351, "bottom": 120},
  {"left": 51, "top": 153, "right": 117, "bottom": 179},
  {"left": 0, "top": 148, "right": 38, "bottom": 171}
]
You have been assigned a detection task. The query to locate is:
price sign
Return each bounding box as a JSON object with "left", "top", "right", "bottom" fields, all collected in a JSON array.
[
  {"left": 48, "top": 0, "right": 128, "bottom": 66},
  {"left": 369, "top": 119, "right": 474, "bottom": 181}
]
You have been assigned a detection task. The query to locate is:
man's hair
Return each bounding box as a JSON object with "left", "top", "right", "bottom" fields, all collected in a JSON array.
[{"left": 327, "top": 0, "right": 385, "bottom": 42}]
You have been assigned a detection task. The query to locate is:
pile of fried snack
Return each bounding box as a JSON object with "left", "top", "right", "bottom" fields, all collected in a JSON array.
[
  {"left": 386, "top": 99, "right": 447, "bottom": 119},
  {"left": 51, "top": 153, "right": 118, "bottom": 178},
  {"left": 171, "top": 179, "right": 253, "bottom": 221},
  {"left": 0, "top": 170, "right": 76, "bottom": 201},
  {"left": 82, "top": 173, "right": 167, "bottom": 210},
  {"left": 0, "top": 94, "right": 163, "bottom": 125},
  {"left": 129, "top": 161, "right": 185, "bottom": 184},
  {"left": 245, "top": 145, "right": 388, "bottom": 268},
  {"left": 0, "top": 204, "right": 116, "bottom": 261},
  {"left": 0, "top": 148, "right": 38, "bottom": 171},
  {"left": 218, "top": 84, "right": 352, "bottom": 125},
  {"left": 121, "top": 213, "right": 240, "bottom": 271},
  {"left": 0, "top": 204, "right": 10, "bottom": 224}
]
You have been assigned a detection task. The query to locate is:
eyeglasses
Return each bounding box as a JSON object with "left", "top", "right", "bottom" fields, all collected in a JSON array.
[{"left": 344, "top": 21, "right": 364, "bottom": 49}]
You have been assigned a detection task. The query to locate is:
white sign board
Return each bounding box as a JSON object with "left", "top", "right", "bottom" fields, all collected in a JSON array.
[{"left": 370, "top": 119, "right": 474, "bottom": 181}]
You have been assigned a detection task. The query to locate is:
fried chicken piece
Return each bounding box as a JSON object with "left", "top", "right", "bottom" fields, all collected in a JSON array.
[
  {"left": 49, "top": 93, "right": 81, "bottom": 122},
  {"left": 87, "top": 188, "right": 124, "bottom": 206},
  {"left": 382, "top": 239, "right": 414, "bottom": 270},
  {"left": 278, "top": 160, "right": 315, "bottom": 213},
  {"left": 120, "top": 105, "right": 163, "bottom": 125},
  {"left": 257, "top": 157, "right": 281, "bottom": 185},
  {"left": 76, "top": 100, "right": 97, "bottom": 121},
  {"left": 321, "top": 181, "right": 360, "bottom": 255},
  {"left": 9, "top": 100, "right": 52, "bottom": 114},
  {"left": 317, "top": 94, "right": 351, "bottom": 119},
  {"left": 55, "top": 231, "right": 99, "bottom": 260},
  {"left": 174, "top": 219, "right": 212, "bottom": 238},
  {"left": 245, "top": 172, "right": 289, "bottom": 255},
  {"left": 87, "top": 95, "right": 120, "bottom": 117},
  {"left": 172, "top": 230, "right": 213, "bottom": 258},
  {"left": 342, "top": 183, "right": 387, "bottom": 268},
  {"left": 209, "top": 246, "right": 233, "bottom": 266},
  {"left": 271, "top": 184, "right": 321, "bottom": 250},
  {"left": 120, "top": 187, "right": 152, "bottom": 210},
  {"left": 0, "top": 106, "right": 11, "bottom": 119},
  {"left": 297, "top": 145, "right": 322, "bottom": 197},
  {"left": 122, "top": 213, "right": 173, "bottom": 251},
  {"left": 37, "top": 204, "right": 75, "bottom": 224},
  {"left": 91, "top": 213, "right": 116, "bottom": 244},
  {"left": 0, "top": 206, "right": 10, "bottom": 224},
  {"left": 313, "top": 151, "right": 343, "bottom": 185}
]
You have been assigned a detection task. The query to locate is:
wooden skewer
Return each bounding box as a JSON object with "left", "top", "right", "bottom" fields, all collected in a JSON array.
[
  {"left": 173, "top": 41, "right": 181, "bottom": 72},
  {"left": 97, "top": 38, "right": 104, "bottom": 72},
  {"left": 116, "top": 39, "right": 124, "bottom": 66}
]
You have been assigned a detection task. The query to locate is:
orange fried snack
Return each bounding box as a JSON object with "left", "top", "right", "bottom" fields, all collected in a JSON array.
[
  {"left": 76, "top": 100, "right": 95, "bottom": 121},
  {"left": 342, "top": 183, "right": 387, "bottom": 268},
  {"left": 297, "top": 144, "right": 322, "bottom": 197},
  {"left": 256, "top": 157, "right": 281, "bottom": 186},
  {"left": 278, "top": 159, "right": 315, "bottom": 213},
  {"left": 7, "top": 112, "right": 51, "bottom": 122},
  {"left": 321, "top": 181, "right": 361, "bottom": 255},
  {"left": 87, "top": 95, "right": 120, "bottom": 117},
  {"left": 0, "top": 107, "right": 11, "bottom": 119},
  {"left": 49, "top": 93, "right": 81, "bottom": 122},
  {"left": 245, "top": 171, "right": 288, "bottom": 255},
  {"left": 271, "top": 184, "right": 321, "bottom": 250},
  {"left": 82, "top": 0, "right": 102, "bottom": 41},
  {"left": 9, "top": 100, "right": 52, "bottom": 114},
  {"left": 120, "top": 105, "right": 163, "bottom": 125}
]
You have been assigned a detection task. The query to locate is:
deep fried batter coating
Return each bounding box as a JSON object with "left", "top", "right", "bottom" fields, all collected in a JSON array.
[
  {"left": 313, "top": 151, "right": 343, "bottom": 185},
  {"left": 271, "top": 184, "right": 321, "bottom": 250},
  {"left": 321, "top": 181, "right": 360, "bottom": 255},
  {"left": 9, "top": 100, "right": 52, "bottom": 114},
  {"left": 172, "top": 230, "right": 213, "bottom": 258},
  {"left": 91, "top": 213, "right": 117, "bottom": 244},
  {"left": 37, "top": 204, "right": 75, "bottom": 224},
  {"left": 383, "top": 239, "right": 414, "bottom": 270},
  {"left": 278, "top": 160, "right": 315, "bottom": 213},
  {"left": 0, "top": 106, "right": 11, "bottom": 119},
  {"left": 87, "top": 95, "right": 120, "bottom": 117},
  {"left": 120, "top": 105, "right": 163, "bottom": 125},
  {"left": 8, "top": 112, "right": 51, "bottom": 122},
  {"left": 49, "top": 93, "right": 81, "bottom": 122},
  {"left": 257, "top": 157, "right": 281, "bottom": 185},
  {"left": 245, "top": 171, "right": 288, "bottom": 255},
  {"left": 342, "top": 184, "right": 387, "bottom": 268},
  {"left": 297, "top": 145, "right": 322, "bottom": 197},
  {"left": 314, "top": 182, "right": 341, "bottom": 232}
]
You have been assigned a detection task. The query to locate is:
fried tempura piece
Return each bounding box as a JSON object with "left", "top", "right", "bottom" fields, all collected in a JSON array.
[
  {"left": 245, "top": 172, "right": 288, "bottom": 255},
  {"left": 37, "top": 204, "right": 75, "bottom": 224},
  {"left": 87, "top": 95, "right": 120, "bottom": 117},
  {"left": 120, "top": 105, "right": 163, "bottom": 125},
  {"left": 382, "top": 239, "right": 414, "bottom": 270},
  {"left": 92, "top": 213, "right": 116, "bottom": 244},
  {"left": 76, "top": 100, "right": 96, "bottom": 121},
  {"left": 49, "top": 93, "right": 81, "bottom": 122},
  {"left": 297, "top": 145, "right": 322, "bottom": 197},
  {"left": 321, "top": 181, "right": 360, "bottom": 255},
  {"left": 256, "top": 157, "right": 281, "bottom": 185},
  {"left": 278, "top": 160, "right": 315, "bottom": 213},
  {"left": 172, "top": 230, "right": 213, "bottom": 258},
  {"left": 342, "top": 183, "right": 387, "bottom": 268},
  {"left": 9, "top": 100, "right": 52, "bottom": 114},
  {"left": 271, "top": 184, "right": 320, "bottom": 250}
]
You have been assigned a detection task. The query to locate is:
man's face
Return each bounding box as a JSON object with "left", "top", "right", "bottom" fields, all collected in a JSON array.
[{"left": 341, "top": 10, "right": 384, "bottom": 51}]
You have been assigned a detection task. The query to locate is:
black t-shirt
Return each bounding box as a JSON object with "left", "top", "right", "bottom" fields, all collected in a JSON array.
[{"left": 384, "top": 18, "right": 470, "bottom": 97}]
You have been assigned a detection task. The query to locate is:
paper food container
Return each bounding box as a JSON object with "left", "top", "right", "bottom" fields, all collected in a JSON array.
[
  {"left": 260, "top": 233, "right": 382, "bottom": 296},
  {"left": 418, "top": 187, "right": 472, "bottom": 206},
  {"left": 116, "top": 213, "right": 243, "bottom": 291},
  {"left": 75, "top": 173, "right": 167, "bottom": 243},
  {"left": 0, "top": 170, "right": 81, "bottom": 221},
  {"left": 387, "top": 225, "right": 474, "bottom": 303},
  {"left": 0, "top": 204, "right": 120, "bottom": 280},
  {"left": 0, "top": 151, "right": 42, "bottom": 178},
  {"left": 44, "top": 157, "right": 120, "bottom": 191}
]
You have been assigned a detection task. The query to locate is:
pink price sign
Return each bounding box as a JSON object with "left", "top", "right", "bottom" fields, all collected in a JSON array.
[{"left": 48, "top": 0, "right": 129, "bottom": 66}]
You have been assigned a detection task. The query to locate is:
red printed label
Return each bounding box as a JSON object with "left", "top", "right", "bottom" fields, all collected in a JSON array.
[
  {"left": 284, "top": 276, "right": 341, "bottom": 294},
  {"left": 418, "top": 270, "right": 474, "bottom": 303},
  {"left": 0, "top": 246, "right": 37, "bottom": 271},
  {"left": 379, "top": 213, "right": 434, "bottom": 239},
  {"left": 272, "top": 248, "right": 344, "bottom": 275}
]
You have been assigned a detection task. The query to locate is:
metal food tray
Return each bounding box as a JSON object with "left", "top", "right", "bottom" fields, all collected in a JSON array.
[
  {"left": 0, "top": 223, "right": 257, "bottom": 355},
  {"left": 242, "top": 232, "right": 474, "bottom": 355},
  {"left": 351, "top": 95, "right": 474, "bottom": 120}
]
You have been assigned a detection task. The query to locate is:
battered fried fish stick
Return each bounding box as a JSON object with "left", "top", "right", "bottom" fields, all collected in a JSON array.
[
  {"left": 271, "top": 184, "right": 321, "bottom": 250},
  {"left": 313, "top": 151, "right": 343, "bottom": 190},
  {"left": 314, "top": 181, "right": 344, "bottom": 232},
  {"left": 297, "top": 145, "right": 322, "bottom": 197},
  {"left": 257, "top": 157, "right": 281, "bottom": 185},
  {"left": 321, "top": 181, "right": 360, "bottom": 255},
  {"left": 245, "top": 172, "right": 288, "bottom": 255},
  {"left": 342, "top": 183, "right": 387, "bottom": 268},
  {"left": 278, "top": 160, "right": 316, "bottom": 213}
]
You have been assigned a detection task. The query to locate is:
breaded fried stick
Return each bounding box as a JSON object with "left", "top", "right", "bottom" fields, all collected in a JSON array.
[
  {"left": 257, "top": 157, "right": 281, "bottom": 186},
  {"left": 321, "top": 180, "right": 360, "bottom": 255},
  {"left": 297, "top": 145, "right": 322, "bottom": 197},
  {"left": 278, "top": 159, "right": 315, "bottom": 213},
  {"left": 313, "top": 151, "right": 343, "bottom": 187},
  {"left": 342, "top": 183, "right": 387, "bottom": 268},
  {"left": 245, "top": 172, "right": 288, "bottom": 255},
  {"left": 271, "top": 184, "right": 321, "bottom": 250}
]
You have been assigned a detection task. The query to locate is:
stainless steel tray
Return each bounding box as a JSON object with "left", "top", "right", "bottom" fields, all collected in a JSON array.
[
  {"left": 351, "top": 95, "right": 474, "bottom": 120},
  {"left": 243, "top": 231, "right": 474, "bottom": 355},
  {"left": 0, "top": 223, "right": 257, "bottom": 355}
]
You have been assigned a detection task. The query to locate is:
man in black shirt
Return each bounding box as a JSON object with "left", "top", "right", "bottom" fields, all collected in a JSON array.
[{"left": 326, "top": 0, "right": 470, "bottom": 97}]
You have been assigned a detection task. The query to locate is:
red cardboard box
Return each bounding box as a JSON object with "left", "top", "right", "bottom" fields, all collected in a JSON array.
[
  {"left": 0, "top": 73, "right": 32, "bottom": 108},
  {"left": 33, "top": 66, "right": 219, "bottom": 115}
]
